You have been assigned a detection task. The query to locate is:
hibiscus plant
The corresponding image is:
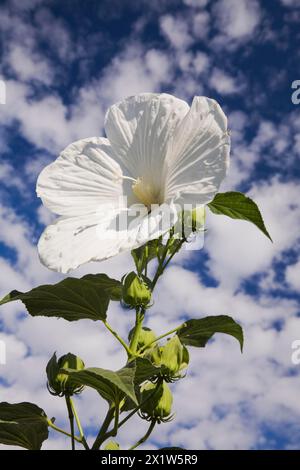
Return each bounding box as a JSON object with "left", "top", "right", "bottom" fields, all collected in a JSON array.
[{"left": 0, "top": 94, "right": 271, "bottom": 450}]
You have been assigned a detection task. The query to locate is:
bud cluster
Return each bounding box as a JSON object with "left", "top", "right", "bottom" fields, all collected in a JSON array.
[{"left": 135, "top": 330, "right": 189, "bottom": 424}]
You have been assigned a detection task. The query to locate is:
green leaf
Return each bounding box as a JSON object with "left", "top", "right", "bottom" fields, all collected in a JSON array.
[
  {"left": 208, "top": 192, "right": 272, "bottom": 241},
  {"left": 130, "top": 357, "right": 161, "bottom": 383},
  {"left": 104, "top": 440, "right": 120, "bottom": 450},
  {"left": 0, "top": 274, "right": 122, "bottom": 321},
  {"left": 131, "top": 239, "right": 163, "bottom": 274},
  {"left": 178, "top": 315, "right": 244, "bottom": 352},
  {"left": 0, "top": 402, "right": 49, "bottom": 450},
  {"left": 63, "top": 365, "right": 138, "bottom": 406},
  {"left": 120, "top": 358, "right": 161, "bottom": 412},
  {"left": 80, "top": 274, "right": 122, "bottom": 301}
]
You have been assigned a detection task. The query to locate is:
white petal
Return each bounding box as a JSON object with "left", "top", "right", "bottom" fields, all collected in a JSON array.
[
  {"left": 36, "top": 137, "right": 124, "bottom": 216},
  {"left": 104, "top": 93, "right": 189, "bottom": 186},
  {"left": 165, "top": 97, "right": 230, "bottom": 206},
  {"left": 38, "top": 202, "right": 178, "bottom": 273}
]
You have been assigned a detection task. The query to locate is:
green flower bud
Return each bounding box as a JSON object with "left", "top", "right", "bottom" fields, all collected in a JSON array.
[
  {"left": 46, "top": 352, "right": 85, "bottom": 397},
  {"left": 104, "top": 440, "right": 120, "bottom": 450},
  {"left": 128, "top": 326, "right": 156, "bottom": 351},
  {"left": 122, "top": 272, "right": 151, "bottom": 308},
  {"left": 139, "top": 381, "right": 173, "bottom": 423},
  {"left": 147, "top": 336, "right": 189, "bottom": 381}
]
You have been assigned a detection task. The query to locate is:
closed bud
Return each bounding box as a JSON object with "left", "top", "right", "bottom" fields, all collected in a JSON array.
[
  {"left": 147, "top": 336, "right": 189, "bottom": 381},
  {"left": 46, "top": 352, "right": 85, "bottom": 397},
  {"left": 128, "top": 326, "right": 156, "bottom": 351},
  {"left": 122, "top": 272, "right": 151, "bottom": 308},
  {"left": 139, "top": 381, "right": 173, "bottom": 423}
]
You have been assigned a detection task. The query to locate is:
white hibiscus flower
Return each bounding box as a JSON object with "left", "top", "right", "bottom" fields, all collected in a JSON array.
[{"left": 37, "top": 93, "right": 230, "bottom": 273}]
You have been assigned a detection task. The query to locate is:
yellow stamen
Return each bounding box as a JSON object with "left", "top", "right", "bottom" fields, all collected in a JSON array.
[{"left": 132, "top": 177, "right": 161, "bottom": 208}]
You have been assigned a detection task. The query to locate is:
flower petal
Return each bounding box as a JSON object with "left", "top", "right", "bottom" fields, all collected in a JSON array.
[
  {"left": 104, "top": 93, "right": 189, "bottom": 185},
  {"left": 38, "top": 202, "right": 178, "bottom": 273},
  {"left": 36, "top": 137, "right": 124, "bottom": 216},
  {"left": 165, "top": 97, "right": 230, "bottom": 206}
]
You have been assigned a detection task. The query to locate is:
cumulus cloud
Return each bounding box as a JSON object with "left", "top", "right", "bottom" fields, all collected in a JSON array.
[
  {"left": 160, "top": 14, "right": 193, "bottom": 50},
  {"left": 286, "top": 260, "right": 300, "bottom": 291},
  {"left": 0, "top": 0, "right": 299, "bottom": 452},
  {"left": 209, "top": 67, "right": 242, "bottom": 95},
  {"left": 213, "top": 0, "right": 262, "bottom": 47}
]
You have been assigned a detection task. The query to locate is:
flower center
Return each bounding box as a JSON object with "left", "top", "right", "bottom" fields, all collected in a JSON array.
[{"left": 132, "top": 177, "right": 162, "bottom": 208}]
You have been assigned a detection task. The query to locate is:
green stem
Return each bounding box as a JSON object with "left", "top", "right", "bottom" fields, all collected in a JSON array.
[
  {"left": 144, "top": 245, "right": 149, "bottom": 277},
  {"left": 70, "top": 398, "right": 90, "bottom": 450},
  {"left": 129, "top": 307, "right": 145, "bottom": 355},
  {"left": 129, "top": 420, "right": 156, "bottom": 450},
  {"left": 151, "top": 234, "right": 174, "bottom": 290},
  {"left": 139, "top": 325, "right": 183, "bottom": 354},
  {"left": 92, "top": 406, "right": 115, "bottom": 450},
  {"left": 151, "top": 236, "right": 185, "bottom": 290},
  {"left": 101, "top": 400, "right": 120, "bottom": 444},
  {"left": 47, "top": 419, "right": 82, "bottom": 443},
  {"left": 65, "top": 395, "right": 75, "bottom": 450},
  {"left": 163, "top": 238, "right": 186, "bottom": 271},
  {"left": 103, "top": 320, "right": 131, "bottom": 356}
]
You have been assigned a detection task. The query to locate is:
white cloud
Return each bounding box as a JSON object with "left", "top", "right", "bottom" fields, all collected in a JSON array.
[
  {"left": 183, "top": 0, "right": 208, "bottom": 6},
  {"left": 0, "top": 161, "right": 26, "bottom": 192},
  {"left": 0, "top": 0, "right": 299, "bottom": 451},
  {"left": 193, "top": 51, "right": 210, "bottom": 74},
  {"left": 96, "top": 44, "right": 172, "bottom": 106},
  {"left": 160, "top": 15, "right": 193, "bottom": 50},
  {"left": 192, "top": 11, "right": 210, "bottom": 39},
  {"left": 286, "top": 260, "right": 300, "bottom": 291},
  {"left": 214, "top": 0, "right": 262, "bottom": 43},
  {"left": 280, "top": 0, "right": 300, "bottom": 6},
  {"left": 209, "top": 67, "right": 242, "bottom": 95},
  {"left": 7, "top": 45, "right": 54, "bottom": 84}
]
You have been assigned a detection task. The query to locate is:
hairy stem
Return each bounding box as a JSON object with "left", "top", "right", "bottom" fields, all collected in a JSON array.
[
  {"left": 100, "top": 401, "right": 120, "bottom": 445},
  {"left": 139, "top": 325, "right": 183, "bottom": 354},
  {"left": 65, "top": 395, "right": 75, "bottom": 450},
  {"left": 70, "top": 397, "right": 90, "bottom": 450},
  {"left": 129, "top": 307, "right": 145, "bottom": 355},
  {"left": 129, "top": 420, "right": 156, "bottom": 450},
  {"left": 103, "top": 320, "right": 131, "bottom": 356},
  {"left": 47, "top": 419, "right": 82, "bottom": 443},
  {"left": 92, "top": 406, "right": 115, "bottom": 450},
  {"left": 151, "top": 232, "right": 177, "bottom": 290}
]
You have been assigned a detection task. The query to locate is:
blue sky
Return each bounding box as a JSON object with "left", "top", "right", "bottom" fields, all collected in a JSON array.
[{"left": 0, "top": 0, "right": 300, "bottom": 450}]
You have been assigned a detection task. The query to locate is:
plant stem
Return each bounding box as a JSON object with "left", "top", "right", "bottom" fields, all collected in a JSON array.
[
  {"left": 101, "top": 400, "right": 120, "bottom": 444},
  {"left": 139, "top": 325, "right": 183, "bottom": 354},
  {"left": 144, "top": 244, "right": 149, "bottom": 277},
  {"left": 151, "top": 236, "right": 186, "bottom": 290},
  {"left": 163, "top": 238, "right": 186, "bottom": 271},
  {"left": 103, "top": 320, "right": 132, "bottom": 356},
  {"left": 47, "top": 419, "right": 82, "bottom": 443},
  {"left": 129, "top": 307, "right": 145, "bottom": 355},
  {"left": 65, "top": 395, "right": 75, "bottom": 450},
  {"left": 129, "top": 420, "right": 156, "bottom": 450},
  {"left": 70, "top": 397, "right": 90, "bottom": 450},
  {"left": 92, "top": 406, "right": 115, "bottom": 450}
]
